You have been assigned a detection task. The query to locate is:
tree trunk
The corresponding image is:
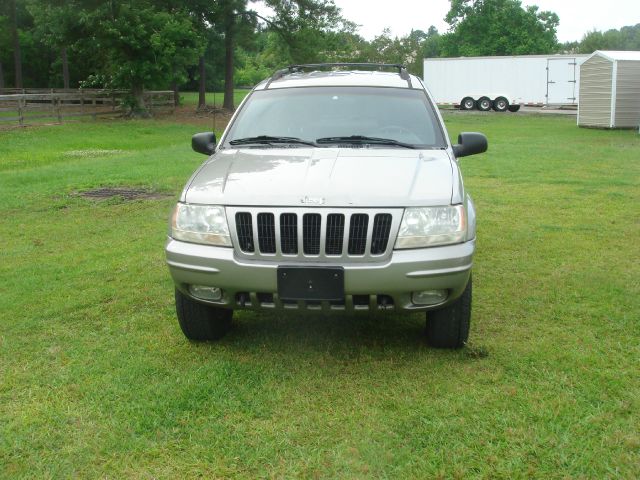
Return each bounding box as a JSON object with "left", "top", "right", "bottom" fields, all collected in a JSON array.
[
  {"left": 170, "top": 65, "right": 179, "bottom": 107},
  {"left": 198, "top": 56, "right": 206, "bottom": 110},
  {"left": 130, "top": 82, "right": 150, "bottom": 118},
  {"left": 0, "top": 62, "right": 4, "bottom": 91},
  {"left": 171, "top": 80, "right": 179, "bottom": 107},
  {"left": 61, "top": 47, "right": 70, "bottom": 89},
  {"left": 223, "top": 21, "right": 235, "bottom": 111},
  {"left": 10, "top": 0, "right": 23, "bottom": 89}
]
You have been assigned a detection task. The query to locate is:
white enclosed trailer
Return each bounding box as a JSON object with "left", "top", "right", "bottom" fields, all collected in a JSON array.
[{"left": 423, "top": 54, "right": 588, "bottom": 112}]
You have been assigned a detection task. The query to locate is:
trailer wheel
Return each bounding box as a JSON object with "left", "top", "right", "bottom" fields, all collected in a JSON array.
[
  {"left": 460, "top": 97, "right": 475, "bottom": 110},
  {"left": 508, "top": 105, "right": 521, "bottom": 113},
  {"left": 492, "top": 97, "right": 509, "bottom": 112},
  {"left": 476, "top": 97, "right": 492, "bottom": 111}
]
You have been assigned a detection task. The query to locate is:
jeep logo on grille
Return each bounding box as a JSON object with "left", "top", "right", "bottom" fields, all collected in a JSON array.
[{"left": 300, "top": 196, "right": 325, "bottom": 205}]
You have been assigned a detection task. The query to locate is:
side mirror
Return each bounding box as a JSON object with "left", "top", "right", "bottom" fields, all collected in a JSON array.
[
  {"left": 452, "top": 132, "right": 488, "bottom": 158},
  {"left": 192, "top": 132, "right": 216, "bottom": 155}
]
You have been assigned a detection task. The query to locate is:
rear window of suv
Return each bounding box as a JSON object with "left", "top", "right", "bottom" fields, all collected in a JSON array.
[{"left": 223, "top": 86, "right": 446, "bottom": 149}]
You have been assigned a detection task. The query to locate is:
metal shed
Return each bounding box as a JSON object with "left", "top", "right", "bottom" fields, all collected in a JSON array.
[{"left": 578, "top": 50, "right": 640, "bottom": 128}]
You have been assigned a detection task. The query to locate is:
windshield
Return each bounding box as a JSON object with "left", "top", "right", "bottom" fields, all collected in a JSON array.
[{"left": 223, "top": 86, "right": 446, "bottom": 148}]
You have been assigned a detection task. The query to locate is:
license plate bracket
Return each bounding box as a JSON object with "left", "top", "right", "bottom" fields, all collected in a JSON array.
[{"left": 277, "top": 267, "right": 344, "bottom": 301}]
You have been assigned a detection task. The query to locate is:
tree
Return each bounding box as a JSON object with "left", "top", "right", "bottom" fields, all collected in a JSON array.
[
  {"left": 578, "top": 24, "right": 640, "bottom": 53},
  {"left": 0, "top": 0, "right": 59, "bottom": 88},
  {"left": 33, "top": 0, "right": 204, "bottom": 116},
  {"left": 441, "top": 0, "right": 559, "bottom": 56},
  {"left": 28, "top": 2, "right": 80, "bottom": 89},
  {"left": 262, "top": 0, "right": 354, "bottom": 64},
  {"left": 214, "top": 0, "right": 354, "bottom": 110},
  {"left": 421, "top": 26, "right": 442, "bottom": 60}
]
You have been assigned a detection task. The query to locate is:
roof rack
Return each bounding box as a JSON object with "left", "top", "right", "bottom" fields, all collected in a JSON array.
[{"left": 265, "top": 63, "right": 412, "bottom": 88}]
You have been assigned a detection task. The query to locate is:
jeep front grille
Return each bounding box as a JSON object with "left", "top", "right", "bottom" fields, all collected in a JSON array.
[{"left": 227, "top": 208, "right": 402, "bottom": 263}]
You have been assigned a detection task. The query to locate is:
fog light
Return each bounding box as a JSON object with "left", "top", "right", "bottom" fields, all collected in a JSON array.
[
  {"left": 189, "top": 285, "right": 222, "bottom": 301},
  {"left": 412, "top": 289, "right": 447, "bottom": 305}
]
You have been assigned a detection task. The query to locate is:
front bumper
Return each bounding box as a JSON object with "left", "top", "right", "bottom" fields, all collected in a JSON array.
[{"left": 165, "top": 238, "right": 474, "bottom": 312}]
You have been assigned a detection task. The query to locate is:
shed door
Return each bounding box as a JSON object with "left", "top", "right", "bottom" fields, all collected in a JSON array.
[{"left": 546, "top": 58, "right": 578, "bottom": 105}]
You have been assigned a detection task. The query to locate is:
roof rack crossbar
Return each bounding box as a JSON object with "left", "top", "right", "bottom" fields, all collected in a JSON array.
[{"left": 265, "top": 63, "right": 412, "bottom": 88}]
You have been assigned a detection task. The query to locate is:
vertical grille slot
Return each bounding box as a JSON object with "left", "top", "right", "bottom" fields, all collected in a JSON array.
[
  {"left": 371, "top": 213, "right": 392, "bottom": 254},
  {"left": 325, "top": 214, "right": 345, "bottom": 255},
  {"left": 257, "top": 213, "right": 276, "bottom": 253},
  {"left": 280, "top": 213, "right": 298, "bottom": 254},
  {"left": 303, "top": 213, "right": 321, "bottom": 255},
  {"left": 235, "top": 212, "right": 254, "bottom": 252},
  {"left": 348, "top": 214, "right": 369, "bottom": 255}
]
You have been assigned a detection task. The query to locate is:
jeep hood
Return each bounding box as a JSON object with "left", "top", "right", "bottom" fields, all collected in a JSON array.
[{"left": 184, "top": 148, "right": 456, "bottom": 207}]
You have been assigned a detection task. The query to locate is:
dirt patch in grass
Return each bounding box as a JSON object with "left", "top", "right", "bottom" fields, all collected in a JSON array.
[{"left": 78, "top": 187, "right": 171, "bottom": 201}]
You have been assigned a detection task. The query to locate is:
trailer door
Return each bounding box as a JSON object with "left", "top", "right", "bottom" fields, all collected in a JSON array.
[{"left": 546, "top": 58, "right": 578, "bottom": 105}]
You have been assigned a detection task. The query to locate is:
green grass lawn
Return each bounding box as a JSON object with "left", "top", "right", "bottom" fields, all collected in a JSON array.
[
  {"left": 1, "top": 114, "right": 639, "bottom": 478},
  {"left": 180, "top": 89, "right": 251, "bottom": 109}
]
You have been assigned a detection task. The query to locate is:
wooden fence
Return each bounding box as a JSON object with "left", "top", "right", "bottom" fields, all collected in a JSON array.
[{"left": 0, "top": 89, "right": 174, "bottom": 126}]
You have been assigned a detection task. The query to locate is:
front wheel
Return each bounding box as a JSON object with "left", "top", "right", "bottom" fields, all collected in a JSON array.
[
  {"left": 425, "top": 276, "right": 471, "bottom": 349},
  {"left": 175, "top": 289, "right": 233, "bottom": 341}
]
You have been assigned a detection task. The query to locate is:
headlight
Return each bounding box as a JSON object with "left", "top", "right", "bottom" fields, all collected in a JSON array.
[
  {"left": 171, "top": 203, "right": 232, "bottom": 247},
  {"left": 395, "top": 205, "right": 466, "bottom": 249}
]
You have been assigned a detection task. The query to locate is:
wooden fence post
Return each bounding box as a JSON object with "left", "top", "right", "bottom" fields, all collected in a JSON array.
[
  {"left": 51, "top": 88, "right": 55, "bottom": 122},
  {"left": 18, "top": 95, "right": 24, "bottom": 126},
  {"left": 56, "top": 95, "right": 62, "bottom": 123}
]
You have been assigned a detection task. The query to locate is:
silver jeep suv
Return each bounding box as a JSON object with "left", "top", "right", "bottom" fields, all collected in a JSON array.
[{"left": 166, "top": 63, "right": 487, "bottom": 348}]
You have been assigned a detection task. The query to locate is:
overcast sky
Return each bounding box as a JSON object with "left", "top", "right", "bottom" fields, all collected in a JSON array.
[{"left": 256, "top": 0, "right": 640, "bottom": 43}]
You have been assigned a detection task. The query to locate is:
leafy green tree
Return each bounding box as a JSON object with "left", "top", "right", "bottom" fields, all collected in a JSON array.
[
  {"left": 0, "top": 0, "right": 53, "bottom": 88},
  {"left": 101, "top": 2, "right": 202, "bottom": 115},
  {"left": 37, "top": 0, "right": 204, "bottom": 115},
  {"left": 441, "top": 0, "right": 559, "bottom": 56},
  {"left": 578, "top": 24, "right": 640, "bottom": 53},
  {"left": 235, "top": 30, "right": 281, "bottom": 86},
  {"left": 558, "top": 40, "right": 579, "bottom": 54},
  {"left": 262, "top": 0, "right": 354, "bottom": 63},
  {"left": 215, "top": 0, "right": 355, "bottom": 109},
  {"left": 27, "top": 2, "right": 81, "bottom": 89}
]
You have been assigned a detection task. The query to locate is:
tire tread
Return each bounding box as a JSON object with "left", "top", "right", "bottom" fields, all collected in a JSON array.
[
  {"left": 426, "top": 277, "right": 472, "bottom": 349},
  {"left": 175, "top": 289, "right": 232, "bottom": 341}
]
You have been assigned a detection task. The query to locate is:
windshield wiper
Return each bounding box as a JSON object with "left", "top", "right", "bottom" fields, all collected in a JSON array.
[
  {"left": 229, "top": 135, "right": 317, "bottom": 147},
  {"left": 316, "top": 135, "right": 417, "bottom": 149}
]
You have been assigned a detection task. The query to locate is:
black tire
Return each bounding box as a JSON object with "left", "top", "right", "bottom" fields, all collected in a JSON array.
[
  {"left": 175, "top": 289, "right": 233, "bottom": 341},
  {"left": 492, "top": 96, "right": 509, "bottom": 112},
  {"left": 425, "top": 276, "right": 471, "bottom": 349},
  {"left": 476, "top": 97, "right": 492, "bottom": 111},
  {"left": 460, "top": 97, "right": 475, "bottom": 110},
  {"left": 508, "top": 104, "right": 521, "bottom": 113}
]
